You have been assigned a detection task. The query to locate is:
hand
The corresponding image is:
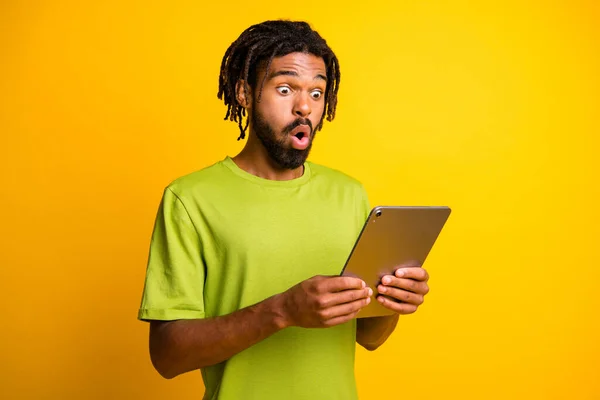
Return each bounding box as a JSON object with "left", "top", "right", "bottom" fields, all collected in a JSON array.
[
  {"left": 376, "top": 265, "right": 430, "bottom": 315},
  {"left": 280, "top": 275, "right": 373, "bottom": 328}
]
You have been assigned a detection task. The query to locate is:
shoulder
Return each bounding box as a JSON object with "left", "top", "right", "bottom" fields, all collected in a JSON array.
[
  {"left": 165, "top": 158, "right": 229, "bottom": 197},
  {"left": 307, "top": 161, "right": 366, "bottom": 191},
  {"left": 307, "top": 161, "right": 371, "bottom": 220}
]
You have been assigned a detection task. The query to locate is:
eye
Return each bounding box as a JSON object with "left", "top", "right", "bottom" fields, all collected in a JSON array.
[
  {"left": 276, "top": 86, "right": 292, "bottom": 95},
  {"left": 310, "top": 90, "right": 323, "bottom": 100}
]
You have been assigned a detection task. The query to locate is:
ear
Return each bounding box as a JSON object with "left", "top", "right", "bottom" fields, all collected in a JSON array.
[{"left": 236, "top": 80, "right": 252, "bottom": 109}]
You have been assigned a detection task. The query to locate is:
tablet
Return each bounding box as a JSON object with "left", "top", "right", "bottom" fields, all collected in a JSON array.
[{"left": 340, "top": 206, "right": 451, "bottom": 318}]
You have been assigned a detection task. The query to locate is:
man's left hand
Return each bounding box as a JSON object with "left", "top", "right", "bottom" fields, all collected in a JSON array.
[{"left": 376, "top": 266, "right": 429, "bottom": 315}]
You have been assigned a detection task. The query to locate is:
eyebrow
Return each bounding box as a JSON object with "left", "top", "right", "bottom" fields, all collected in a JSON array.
[{"left": 267, "top": 70, "right": 327, "bottom": 82}]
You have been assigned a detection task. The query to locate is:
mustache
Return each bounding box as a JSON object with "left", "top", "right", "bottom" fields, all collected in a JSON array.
[{"left": 283, "top": 118, "right": 313, "bottom": 136}]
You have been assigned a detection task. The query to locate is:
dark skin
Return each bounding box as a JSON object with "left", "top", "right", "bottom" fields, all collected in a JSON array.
[
  {"left": 232, "top": 52, "right": 326, "bottom": 180},
  {"left": 148, "top": 52, "right": 430, "bottom": 378},
  {"left": 357, "top": 265, "right": 430, "bottom": 350},
  {"left": 150, "top": 275, "right": 371, "bottom": 378}
]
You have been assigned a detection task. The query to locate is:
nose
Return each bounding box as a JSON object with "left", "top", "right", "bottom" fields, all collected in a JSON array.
[{"left": 293, "top": 92, "right": 311, "bottom": 118}]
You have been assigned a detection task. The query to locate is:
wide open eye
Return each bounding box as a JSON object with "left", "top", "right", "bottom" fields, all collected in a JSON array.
[
  {"left": 310, "top": 90, "right": 323, "bottom": 100},
  {"left": 276, "top": 86, "right": 292, "bottom": 95}
]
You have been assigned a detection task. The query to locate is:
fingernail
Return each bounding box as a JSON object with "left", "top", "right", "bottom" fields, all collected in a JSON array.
[
  {"left": 379, "top": 286, "right": 387, "bottom": 293},
  {"left": 366, "top": 297, "right": 371, "bottom": 304},
  {"left": 396, "top": 270, "right": 405, "bottom": 277},
  {"left": 382, "top": 276, "right": 391, "bottom": 285},
  {"left": 367, "top": 288, "right": 373, "bottom": 296},
  {"left": 361, "top": 280, "right": 366, "bottom": 288},
  {"left": 378, "top": 296, "right": 385, "bottom": 303}
]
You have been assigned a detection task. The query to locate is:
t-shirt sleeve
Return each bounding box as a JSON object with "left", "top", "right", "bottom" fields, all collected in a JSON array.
[{"left": 138, "top": 187, "right": 206, "bottom": 321}]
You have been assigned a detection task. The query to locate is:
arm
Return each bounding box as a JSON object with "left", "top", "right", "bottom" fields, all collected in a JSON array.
[
  {"left": 150, "top": 293, "right": 287, "bottom": 379},
  {"left": 356, "top": 266, "right": 431, "bottom": 350},
  {"left": 149, "top": 275, "right": 370, "bottom": 379},
  {"left": 356, "top": 314, "right": 399, "bottom": 351}
]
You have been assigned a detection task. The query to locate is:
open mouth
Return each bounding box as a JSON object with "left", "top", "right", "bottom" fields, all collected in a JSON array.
[
  {"left": 290, "top": 125, "right": 310, "bottom": 139},
  {"left": 290, "top": 126, "right": 311, "bottom": 150}
]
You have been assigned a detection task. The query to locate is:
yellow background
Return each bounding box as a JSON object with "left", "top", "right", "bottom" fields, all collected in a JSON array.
[{"left": 1, "top": 1, "right": 599, "bottom": 399}]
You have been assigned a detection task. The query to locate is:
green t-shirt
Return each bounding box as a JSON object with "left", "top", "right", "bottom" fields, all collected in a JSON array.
[{"left": 138, "top": 156, "right": 370, "bottom": 400}]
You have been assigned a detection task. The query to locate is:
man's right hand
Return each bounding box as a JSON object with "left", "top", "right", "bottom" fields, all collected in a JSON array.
[{"left": 280, "top": 275, "right": 372, "bottom": 328}]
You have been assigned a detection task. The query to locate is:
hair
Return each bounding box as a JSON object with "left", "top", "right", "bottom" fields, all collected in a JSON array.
[{"left": 217, "top": 20, "right": 341, "bottom": 140}]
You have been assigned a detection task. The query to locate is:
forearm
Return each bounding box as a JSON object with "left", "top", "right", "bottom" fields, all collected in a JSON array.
[
  {"left": 356, "top": 314, "right": 399, "bottom": 350},
  {"left": 150, "top": 293, "right": 288, "bottom": 378}
]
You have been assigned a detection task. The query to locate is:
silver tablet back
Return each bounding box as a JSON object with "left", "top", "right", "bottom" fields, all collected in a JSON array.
[{"left": 341, "top": 206, "right": 451, "bottom": 318}]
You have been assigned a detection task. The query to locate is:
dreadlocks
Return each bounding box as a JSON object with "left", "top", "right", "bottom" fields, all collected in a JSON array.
[{"left": 217, "top": 20, "right": 341, "bottom": 140}]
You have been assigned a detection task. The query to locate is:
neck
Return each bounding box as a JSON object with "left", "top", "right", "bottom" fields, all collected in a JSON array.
[{"left": 232, "top": 132, "right": 304, "bottom": 181}]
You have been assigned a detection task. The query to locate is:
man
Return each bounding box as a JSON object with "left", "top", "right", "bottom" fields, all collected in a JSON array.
[{"left": 138, "top": 20, "right": 430, "bottom": 400}]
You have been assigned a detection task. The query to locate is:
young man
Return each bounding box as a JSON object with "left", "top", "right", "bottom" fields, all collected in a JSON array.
[{"left": 138, "top": 20, "right": 430, "bottom": 400}]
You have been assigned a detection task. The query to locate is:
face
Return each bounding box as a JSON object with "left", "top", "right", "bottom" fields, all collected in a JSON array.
[{"left": 246, "top": 52, "right": 327, "bottom": 169}]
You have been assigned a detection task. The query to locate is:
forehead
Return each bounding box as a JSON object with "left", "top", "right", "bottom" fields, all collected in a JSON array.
[{"left": 264, "top": 52, "right": 327, "bottom": 79}]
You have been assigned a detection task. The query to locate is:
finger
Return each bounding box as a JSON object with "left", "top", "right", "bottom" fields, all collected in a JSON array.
[
  {"left": 320, "top": 296, "right": 371, "bottom": 320},
  {"left": 394, "top": 267, "right": 429, "bottom": 281},
  {"left": 323, "top": 309, "right": 361, "bottom": 327},
  {"left": 380, "top": 276, "right": 429, "bottom": 295},
  {"left": 320, "top": 287, "right": 372, "bottom": 309},
  {"left": 320, "top": 276, "right": 366, "bottom": 293},
  {"left": 377, "top": 296, "right": 419, "bottom": 314},
  {"left": 377, "top": 285, "right": 424, "bottom": 305}
]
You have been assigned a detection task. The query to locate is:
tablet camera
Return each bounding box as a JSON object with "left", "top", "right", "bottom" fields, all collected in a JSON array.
[{"left": 375, "top": 210, "right": 382, "bottom": 217}]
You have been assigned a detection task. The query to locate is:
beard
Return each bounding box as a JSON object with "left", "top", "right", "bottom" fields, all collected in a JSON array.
[{"left": 251, "top": 108, "right": 315, "bottom": 170}]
